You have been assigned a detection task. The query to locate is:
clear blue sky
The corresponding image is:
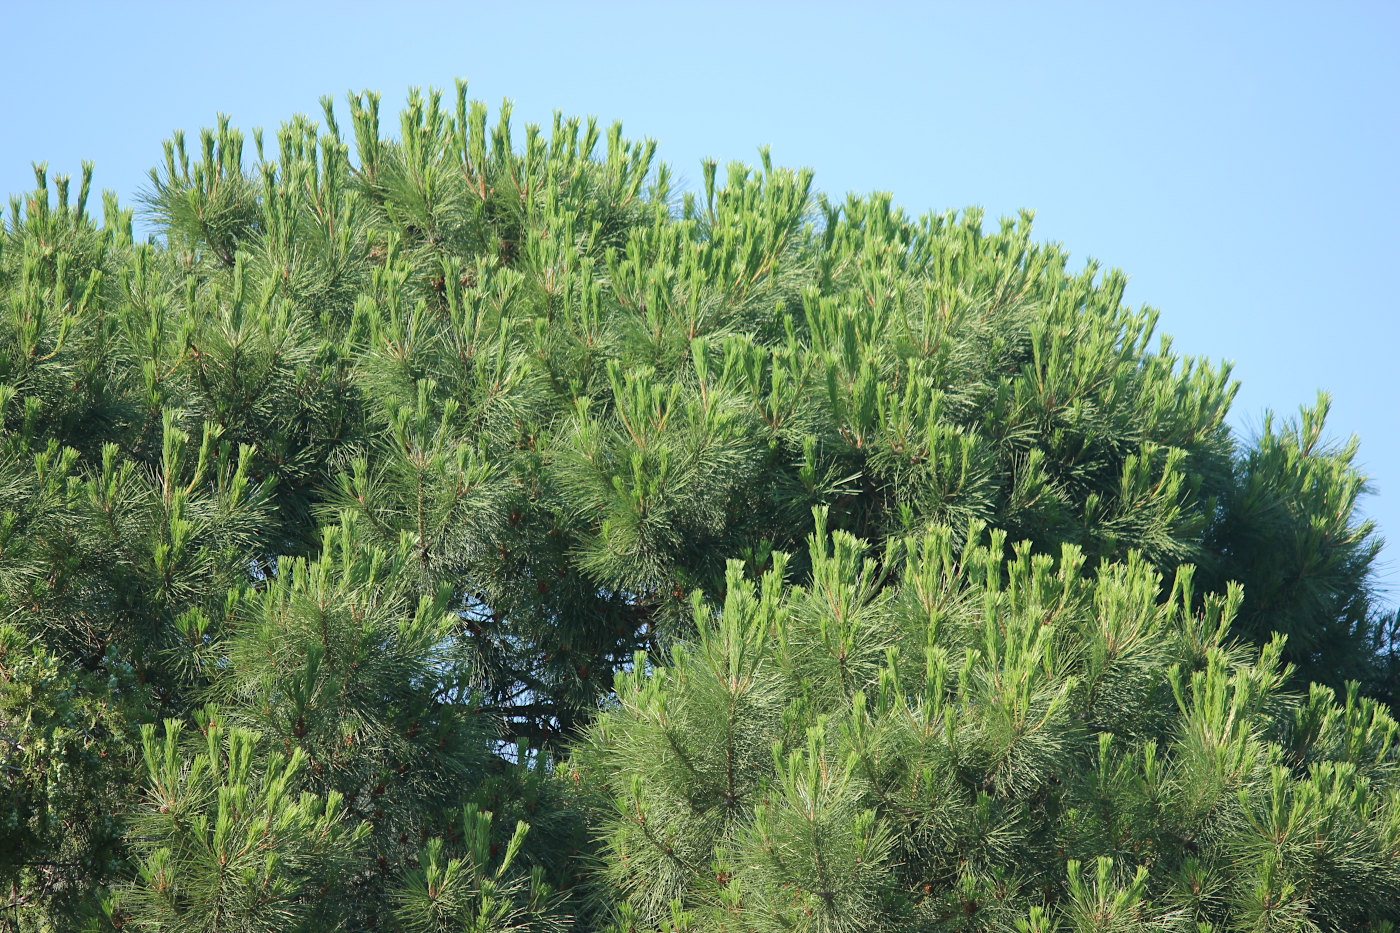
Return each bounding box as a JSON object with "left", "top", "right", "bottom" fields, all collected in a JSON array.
[{"left": 4, "top": 1, "right": 1396, "bottom": 599}]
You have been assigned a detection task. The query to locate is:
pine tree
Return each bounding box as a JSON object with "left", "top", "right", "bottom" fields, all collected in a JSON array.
[{"left": 0, "top": 83, "right": 1391, "bottom": 931}]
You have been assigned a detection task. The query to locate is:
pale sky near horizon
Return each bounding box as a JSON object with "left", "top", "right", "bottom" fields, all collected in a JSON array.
[{"left": 3, "top": 0, "right": 1396, "bottom": 601}]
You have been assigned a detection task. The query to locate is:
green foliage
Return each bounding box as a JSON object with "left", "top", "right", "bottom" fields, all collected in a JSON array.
[
  {"left": 210, "top": 517, "right": 499, "bottom": 923},
  {"left": 581, "top": 516, "right": 1400, "bottom": 931},
  {"left": 1205, "top": 395, "right": 1382, "bottom": 690},
  {"left": 0, "top": 83, "right": 1390, "bottom": 931},
  {"left": 114, "top": 714, "right": 367, "bottom": 933},
  {"left": 394, "top": 804, "right": 562, "bottom": 933},
  {"left": 0, "top": 624, "right": 136, "bottom": 924}
]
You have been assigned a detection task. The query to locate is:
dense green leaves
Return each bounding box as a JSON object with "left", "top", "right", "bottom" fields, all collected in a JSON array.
[
  {"left": 0, "top": 83, "right": 1392, "bottom": 931},
  {"left": 581, "top": 517, "right": 1400, "bottom": 931},
  {"left": 117, "top": 715, "right": 367, "bottom": 933}
]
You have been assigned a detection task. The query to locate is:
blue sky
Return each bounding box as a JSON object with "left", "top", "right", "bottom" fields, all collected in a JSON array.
[{"left": 3, "top": 1, "right": 1396, "bottom": 598}]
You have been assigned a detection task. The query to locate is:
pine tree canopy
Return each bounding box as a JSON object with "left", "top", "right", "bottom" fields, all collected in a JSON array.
[{"left": 1, "top": 83, "right": 1395, "bottom": 932}]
